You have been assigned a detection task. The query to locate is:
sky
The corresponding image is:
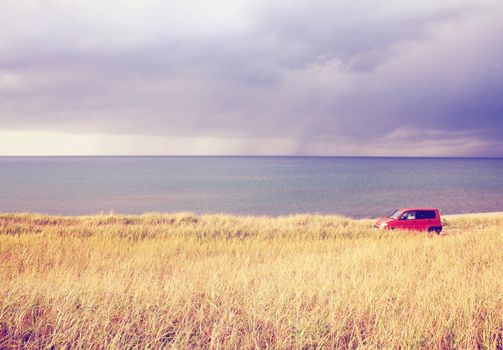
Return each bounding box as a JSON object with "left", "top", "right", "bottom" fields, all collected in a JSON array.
[{"left": 1, "top": 0, "right": 502, "bottom": 156}]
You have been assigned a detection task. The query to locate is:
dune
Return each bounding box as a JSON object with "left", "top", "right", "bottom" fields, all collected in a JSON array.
[{"left": 0, "top": 212, "right": 501, "bottom": 349}]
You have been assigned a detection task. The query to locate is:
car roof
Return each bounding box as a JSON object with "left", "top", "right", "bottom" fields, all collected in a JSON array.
[{"left": 398, "top": 208, "right": 438, "bottom": 211}]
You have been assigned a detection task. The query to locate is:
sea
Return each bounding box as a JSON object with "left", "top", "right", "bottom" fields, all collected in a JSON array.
[{"left": 0, "top": 156, "right": 502, "bottom": 218}]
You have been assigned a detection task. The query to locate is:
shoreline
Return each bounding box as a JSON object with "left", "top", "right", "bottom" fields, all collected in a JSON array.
[
  {"left": 442, "top": 211, "right": 503, "bottom": 218},
  {"left": 1, "top": 210, "right": 502, "bottom": 219}
]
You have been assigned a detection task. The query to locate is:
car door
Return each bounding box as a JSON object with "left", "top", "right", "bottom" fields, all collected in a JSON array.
[
  {"left": 416, "top": 210, "right": 437, "bottom": 231},
  {"left": 399, "top": 211, "right": 417, "bottom": 230},
  {"left": 415, "top": 211, "right": 429, "bottom": 230}
]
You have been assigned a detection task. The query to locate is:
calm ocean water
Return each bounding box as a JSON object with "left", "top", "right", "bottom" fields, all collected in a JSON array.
[{"left": 0, "top": 156, "right": 502, "bottom": 218}]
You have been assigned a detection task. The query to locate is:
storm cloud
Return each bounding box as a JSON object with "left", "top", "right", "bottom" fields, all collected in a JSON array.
[{"left": 1, "top": 0, "right": 502, "bottom": 155}]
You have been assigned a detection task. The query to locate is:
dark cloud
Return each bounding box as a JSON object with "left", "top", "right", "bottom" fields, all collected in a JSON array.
[{"left": 0, "top": 0, "right": 502, "bottom": 155}]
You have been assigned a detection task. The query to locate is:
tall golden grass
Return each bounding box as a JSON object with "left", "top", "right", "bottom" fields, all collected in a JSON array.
[{"left": 0, "top": 212, "right": 502, "bottom": 349}]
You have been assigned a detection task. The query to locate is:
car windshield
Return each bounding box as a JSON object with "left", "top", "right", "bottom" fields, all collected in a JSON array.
[{"left": 389, "top": 210, "right": 402, "bottom": 219}]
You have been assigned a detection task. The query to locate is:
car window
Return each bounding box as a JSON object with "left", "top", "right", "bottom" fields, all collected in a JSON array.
[
  {"left": 400, "top": 211, "right": 416, "bottom": 220},
  {"left": 416, "top": 210, "right": 436, "bottom": 219},
  {"left": 389, "top": 210, "right": 402, "bottom": 219}
]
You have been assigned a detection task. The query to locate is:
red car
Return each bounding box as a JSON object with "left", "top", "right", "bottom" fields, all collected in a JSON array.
[{"left": 374, "top": 208, "right": 442, "bottom": 233}]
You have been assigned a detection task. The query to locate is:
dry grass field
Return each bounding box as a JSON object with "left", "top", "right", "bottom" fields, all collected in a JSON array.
[{"left": 0, "top": 212, "right": 502, "bottom": 349}]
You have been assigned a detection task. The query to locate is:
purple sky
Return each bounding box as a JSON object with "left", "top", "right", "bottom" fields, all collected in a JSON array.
[{"left": 1, "top": 0, "right": 502, "bottom": 156}]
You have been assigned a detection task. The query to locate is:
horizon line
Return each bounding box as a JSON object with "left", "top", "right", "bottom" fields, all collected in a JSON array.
[{"left": 1, "top": 155, "right": 502, "bottom": 159}]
